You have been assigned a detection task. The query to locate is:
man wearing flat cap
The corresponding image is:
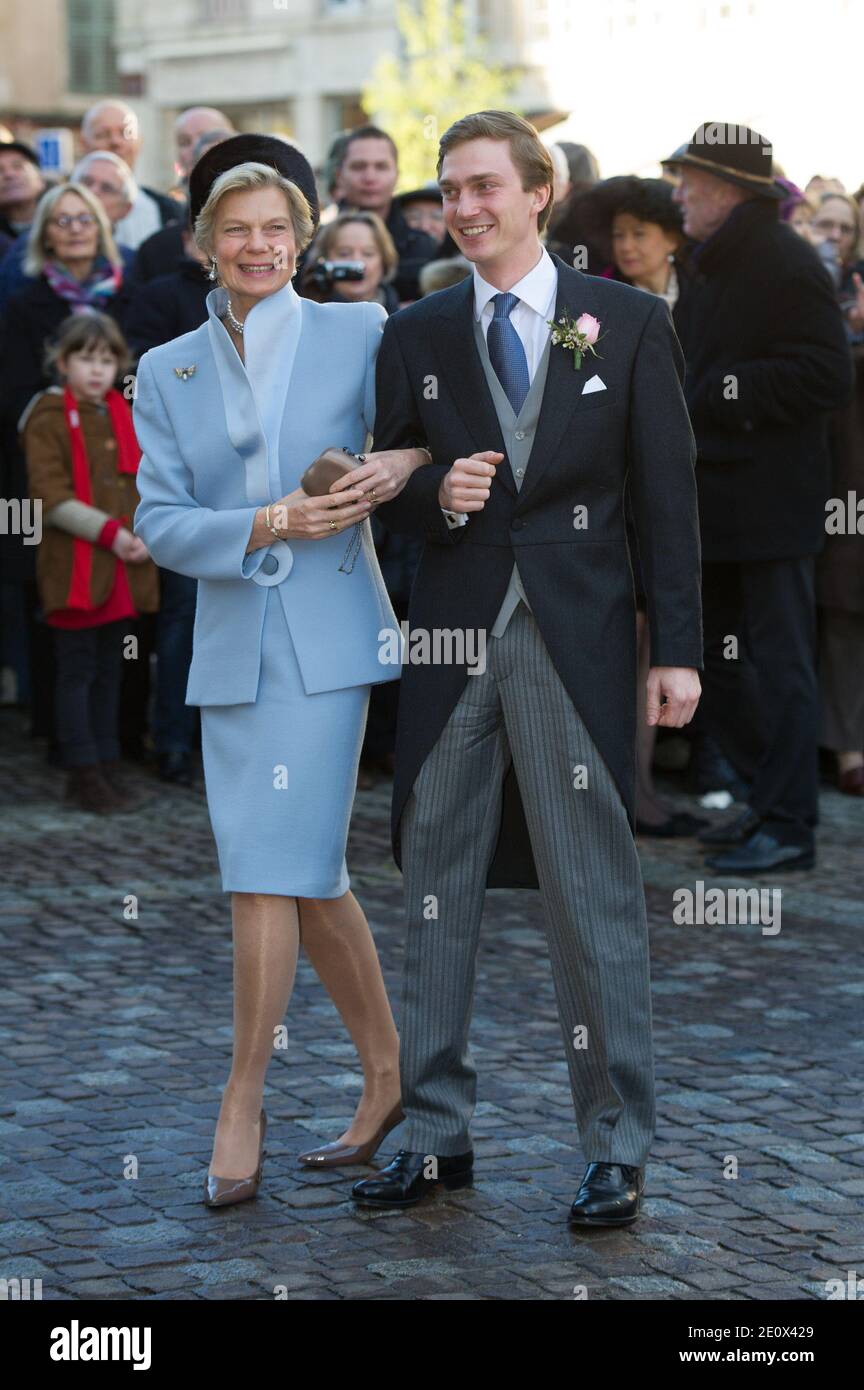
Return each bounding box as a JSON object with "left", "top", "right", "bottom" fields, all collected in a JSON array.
[{"left": 668, "top": 122, "right": 854, "bottom": 872}]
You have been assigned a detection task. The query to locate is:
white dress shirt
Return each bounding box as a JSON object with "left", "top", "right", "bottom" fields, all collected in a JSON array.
[{"left": 442, "top": 245, "right": 558, "bottom": 527}]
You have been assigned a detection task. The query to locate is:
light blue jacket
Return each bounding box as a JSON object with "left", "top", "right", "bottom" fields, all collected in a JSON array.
[{"left": 133, "top": 285, "right": 400, "bottom": 704}]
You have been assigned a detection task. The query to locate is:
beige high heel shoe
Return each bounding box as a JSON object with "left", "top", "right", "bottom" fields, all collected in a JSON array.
[
  {"left": 204, "top": 1109, "right": 266, "bottom": 1207},
  {"left": 297, "top": 1101, "right": 404, "bottom": 1168}
]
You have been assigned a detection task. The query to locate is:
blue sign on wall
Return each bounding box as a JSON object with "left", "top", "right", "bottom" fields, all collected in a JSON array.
[{"left": 34, "top": 129, "right": 74, "bottom": 173}]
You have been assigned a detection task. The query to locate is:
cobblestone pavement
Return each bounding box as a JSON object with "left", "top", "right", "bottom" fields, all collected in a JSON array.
[{"left": 1, "top": 705, "right": 862, "bottom": 1302}]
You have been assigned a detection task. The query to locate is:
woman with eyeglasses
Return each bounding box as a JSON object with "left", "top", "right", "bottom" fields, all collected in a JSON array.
[
  {"left": 0, "top": 180, "right": 132, "bottom": 756},
  {"left": 0, "top": 181, "right": 131, "bottom": 430},
  {"left": 0, "top": 153, "right": 142, "bottom": 315}
]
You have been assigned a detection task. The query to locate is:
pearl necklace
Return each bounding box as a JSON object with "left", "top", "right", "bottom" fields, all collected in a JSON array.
[{"left": 224, "top": 298, "right": 245, "bottom": 335}]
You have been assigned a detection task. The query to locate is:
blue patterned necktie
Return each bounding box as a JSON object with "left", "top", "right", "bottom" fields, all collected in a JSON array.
[{"left": 487, "top": 291, "right": 530, "bottom": 415}]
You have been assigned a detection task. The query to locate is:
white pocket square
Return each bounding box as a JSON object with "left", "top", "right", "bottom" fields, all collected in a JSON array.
[{"left": 581, "top": 374, "right": 606, "bottom": 395}]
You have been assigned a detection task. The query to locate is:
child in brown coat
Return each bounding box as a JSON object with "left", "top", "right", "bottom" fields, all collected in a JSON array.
[{"left": 22, "top": 312, "right": 159, "bottom": 813}]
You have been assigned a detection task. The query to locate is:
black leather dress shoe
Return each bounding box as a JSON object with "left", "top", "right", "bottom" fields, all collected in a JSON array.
[
  {"left": 697, "top": 806, "right": 761, "bottom": 846},
  {"left": 706, "top": 830, "right": 814, "bottom": 873},
  {"left": 569, "top": 1162, "right": 645, "bottom": 1227},
  {"left": 351, "top": 1148, "right": 473, "bottom": 1207}
]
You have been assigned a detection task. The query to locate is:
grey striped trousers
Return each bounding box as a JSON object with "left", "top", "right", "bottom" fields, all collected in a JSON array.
[{"left": 398, "top": 604, "right": 656, "bottom": 1164}]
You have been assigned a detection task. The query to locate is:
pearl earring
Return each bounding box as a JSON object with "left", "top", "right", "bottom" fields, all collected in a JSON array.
[{"left": 208, "top": 256, "right": 218, "bottom": 282}]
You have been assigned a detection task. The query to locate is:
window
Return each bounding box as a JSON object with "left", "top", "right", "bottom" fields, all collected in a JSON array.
[
  {"left": 66, "top": 0, "right": 119, "bottom": 94},
  {"left": 325, "top": 94, "right": 366, "bottom": 139}
]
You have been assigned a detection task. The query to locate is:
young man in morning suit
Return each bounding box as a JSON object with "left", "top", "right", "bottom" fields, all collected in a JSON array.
[{"left": 353, "top": 112, "right": 703, "bottom": 1225}]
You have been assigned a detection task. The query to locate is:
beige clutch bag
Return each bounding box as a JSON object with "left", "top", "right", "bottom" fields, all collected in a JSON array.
[
  {"left": 300, "top": 446, "right": 366, "bottom": 496},
  {"left": 300, "top": 446, "right": 367, "bottom": 573}
]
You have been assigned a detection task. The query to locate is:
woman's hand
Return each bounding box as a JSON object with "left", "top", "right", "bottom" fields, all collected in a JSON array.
[
  {"left": 264, "top": 485, "right": 373, "bottom": 542},
  {"left": 326, "top": 447, "right": 430, "bottom": 509}
]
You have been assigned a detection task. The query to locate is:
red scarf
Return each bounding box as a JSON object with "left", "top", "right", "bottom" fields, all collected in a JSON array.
[{"left": 63, "top": 386, "right": 141, "bottom": 610}]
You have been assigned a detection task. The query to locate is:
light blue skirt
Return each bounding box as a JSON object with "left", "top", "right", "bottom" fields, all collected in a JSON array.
[{"left": 199, "top": 586, "right": 370, "bottom": 896}]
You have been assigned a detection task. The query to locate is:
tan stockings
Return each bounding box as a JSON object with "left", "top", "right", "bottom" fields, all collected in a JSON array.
[{"left": 208, "top": 889, "right": 400, "bottom": 1178}]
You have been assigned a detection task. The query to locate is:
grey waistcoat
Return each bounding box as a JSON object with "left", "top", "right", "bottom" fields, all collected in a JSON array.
[{"left": 472, "top": 314, "right": 552, "bottom": 637}]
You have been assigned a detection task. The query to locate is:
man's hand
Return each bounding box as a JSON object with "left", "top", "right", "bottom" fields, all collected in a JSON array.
[
  {"left": 439, "top": 451, "right": 504, "bottom": 513},
  {"left": 646, "top": 667, "right": 701, "bottom": 727}
]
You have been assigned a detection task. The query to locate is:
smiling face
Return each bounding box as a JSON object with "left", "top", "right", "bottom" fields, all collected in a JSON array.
[
  {"left": 611, "top": 211, "right": 679, "bottom": 283},
  {"left": 211, "top": 185, "right": 297, "bottom": 315},
  {"left": 44, "top": 191, "right": 100, "bottom": 268},
  {"left": 439, "top": 137, "right": 550, "bottom": 281}
]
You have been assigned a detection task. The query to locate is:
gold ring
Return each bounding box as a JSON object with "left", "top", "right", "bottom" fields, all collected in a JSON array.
[
  {"left": 370, "top": 488, "right": 378, "bottom": 501},
  {"left": 329, "top": 520, "right": 337, "bottom": 530}
]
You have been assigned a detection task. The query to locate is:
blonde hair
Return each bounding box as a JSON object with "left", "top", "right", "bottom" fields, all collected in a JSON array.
[
  {"left": 307, "top": 210, "right": 398, "bottom": 282},
  {"left": 437, "top": 110, "right": 555, "bottom": 234},
  {"left": 194, "top": 161, "right": 315, "bottom": 258},
  {"left": 25, "top": 181, "right": 121, "bottom": 277}
]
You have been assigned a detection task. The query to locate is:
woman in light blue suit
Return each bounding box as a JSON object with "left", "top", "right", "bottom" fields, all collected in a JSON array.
[{"left": 133, "top": 136, "right": 428, "bottom": 1206}]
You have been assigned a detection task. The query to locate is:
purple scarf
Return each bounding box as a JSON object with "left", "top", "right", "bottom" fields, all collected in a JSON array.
[{"left": 43, "top": 255, "right": 122, "bottom": 312}]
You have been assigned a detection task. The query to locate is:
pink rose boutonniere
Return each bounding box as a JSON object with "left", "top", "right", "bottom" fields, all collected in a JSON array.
[{"left": 547, "top": 309, "right": 606, "bottom": 370}]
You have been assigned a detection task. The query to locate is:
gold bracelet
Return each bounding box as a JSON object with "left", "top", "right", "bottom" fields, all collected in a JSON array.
[{"left": 264, "top": 503, "right": 282, "bottom": 539}]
